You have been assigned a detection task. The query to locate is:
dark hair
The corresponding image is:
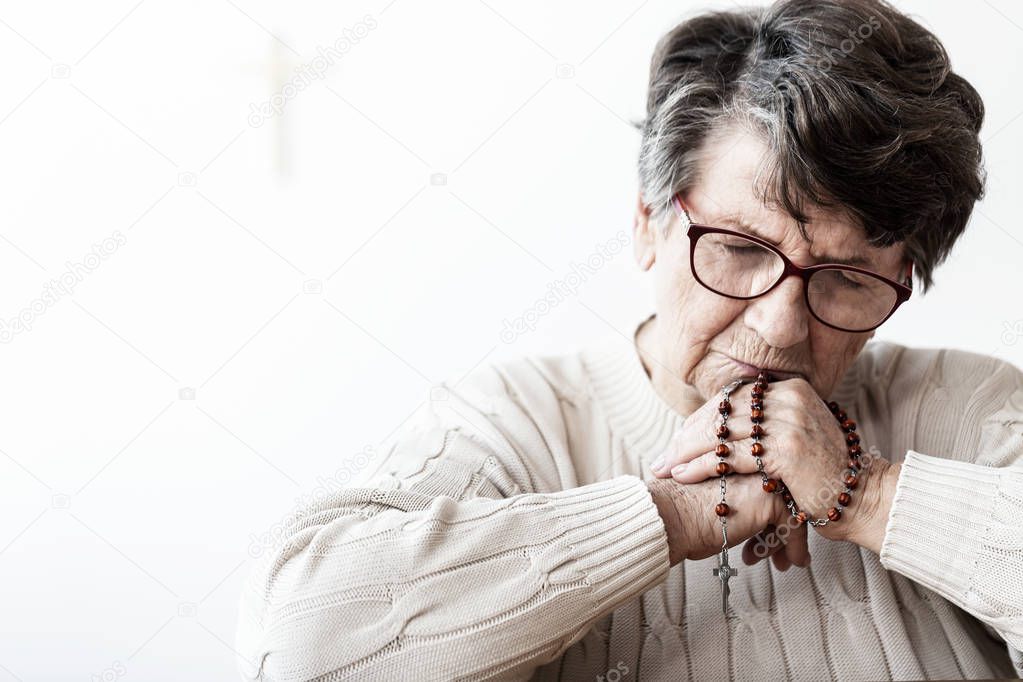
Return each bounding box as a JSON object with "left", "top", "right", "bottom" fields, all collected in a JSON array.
[{"left": 637, "top": 0, "right": 985, "bottom": 291}]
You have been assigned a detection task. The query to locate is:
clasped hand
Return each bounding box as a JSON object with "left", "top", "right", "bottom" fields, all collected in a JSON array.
[{"left": 649, "top": 377, "right": 886, "bottom": 569}]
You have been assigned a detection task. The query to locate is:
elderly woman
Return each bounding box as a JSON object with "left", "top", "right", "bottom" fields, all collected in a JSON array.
[{"left": 236, "top": 1, "right": 1023, "bottom": 679}]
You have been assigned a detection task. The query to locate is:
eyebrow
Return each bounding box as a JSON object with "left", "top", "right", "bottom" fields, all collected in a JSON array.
[{"left": 715, "top": 216, "right": 873, "bottom": 268}]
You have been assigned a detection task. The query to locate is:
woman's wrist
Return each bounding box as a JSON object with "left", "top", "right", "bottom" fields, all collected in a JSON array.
[
  {"left": 648, "top": 478, "right": 688, "bottom": 566},
  {"left": 846, "top": 458, "right": 901, "bottom": 554}
]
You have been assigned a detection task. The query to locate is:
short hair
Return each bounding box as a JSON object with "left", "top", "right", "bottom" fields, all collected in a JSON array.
[{"left": 636, "top": 0, "right": 985, "bottom": 291}]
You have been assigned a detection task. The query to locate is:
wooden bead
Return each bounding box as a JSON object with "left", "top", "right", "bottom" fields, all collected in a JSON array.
[
  {"left": 719, "top": 401, "right": 731, "bottom": 415},
  {"left": 838, "top": 492, "right": 852, "bottom": 506},
  {"left": 845, "top": 432, "right": 860, "bottom": 446},
  {"left": 717, "top": 424, "right": 730, "bottom": 437},
  {"left": 844, "top": 473, "right": 859, "bottom": 489},
  {"left": 715, "top": 503, "right": 730, "bottom": 516},
  {"left": 841, "top": 419, "right": 856, "bottom": 432},
  {"left": 763, "top": 478, "right": 779, "bottom": 493},
  {"left": 827, "top": 507, "right": 842, "bottom": 521},
  {"left": 751, "top": 442, "right": 765, "bottom": 457},
  {"left": 751, "top": 408, "right": 763, "bottom": 423},
  {"left": 716, "top": 461, "right": 731, "bottom": 475},
  {"left": 751, "top": 424, "right": 765, "bottom": 438}
]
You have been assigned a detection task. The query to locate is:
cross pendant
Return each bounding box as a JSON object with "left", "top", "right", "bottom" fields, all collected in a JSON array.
[{"left": 712, "top": 547, "right": 737, "bottom": 615}]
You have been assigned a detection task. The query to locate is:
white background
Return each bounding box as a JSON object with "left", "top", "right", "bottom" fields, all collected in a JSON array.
[{"left": 0, "top": 0, "right": 1020, "bottom": 679}]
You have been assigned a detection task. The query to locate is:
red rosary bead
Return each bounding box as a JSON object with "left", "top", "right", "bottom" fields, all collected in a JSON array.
[
  {"left": 719, "top": 401, "right": 731, "bottom": 415},
  {"left": 796, "top": 511, "right": 807, "bottom": 525},
  {"left": 751, "top": 408, "right": 763, "bottom": 423},
  {"left": 844, "top": 473, "right": 859, "bottom": 489},
  {"left": 716, "top": 461, "right": 731, "bottom": 475},
  {"left": 751, "top": 442, "right": 765, "bottom": 456},
  {"left": 827, "top": 507, "right": 842, "bottom": 521},
  {"left": 717, "top": 424, "right": 730, "bottom": 437},
  {"left": 848, "top": 444, "right": 862, "bottom": 456},
  {"left": 715, "top": 503, "right": 730, "bottom": 516},
  {"left": 846, "top": 432, "right": 860, "bottom": 446},
  {"left": 838, "top": 492, "right": 852, "bottom": 506},
  {"left": 751, "top": 424, "right": 765, "bottom": 438},
  {"left": 715, "top": 443, "right": 730, "bottom": 457},
  {"left": 763, "top": 478, "right": 779, "bottom": 493}
]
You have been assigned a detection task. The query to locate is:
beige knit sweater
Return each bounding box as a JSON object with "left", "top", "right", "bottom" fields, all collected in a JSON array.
[{"left": 235, "top": 310, "right": 1023, "bottom": 681}]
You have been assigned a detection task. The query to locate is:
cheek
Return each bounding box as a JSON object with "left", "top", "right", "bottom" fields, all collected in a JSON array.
[
  {"left": 652, "top": 253, "right": 746, "bottom": 371},
  {"left": 807, "top": 327, "right": 869, "bottom": 390},
  {"left": 656, "top": 256, "right": 741, "bottom": 340}
]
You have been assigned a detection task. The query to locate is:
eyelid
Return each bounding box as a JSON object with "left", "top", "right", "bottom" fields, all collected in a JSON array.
[
  {"left": 731, "top": 226, "right": 869, "bottom": 268},
  {"left": 680, "top": 199, "right": 875, "bottom": 270}
]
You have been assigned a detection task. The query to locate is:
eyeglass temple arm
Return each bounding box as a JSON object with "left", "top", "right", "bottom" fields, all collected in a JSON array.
[{"left": 671, "top": 193, "right": 691, "bottom": 227}]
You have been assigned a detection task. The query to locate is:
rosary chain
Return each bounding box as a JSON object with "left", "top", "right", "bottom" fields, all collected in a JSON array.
[{"left": 717, "top": 373, "right": 865, "bottom": 529}]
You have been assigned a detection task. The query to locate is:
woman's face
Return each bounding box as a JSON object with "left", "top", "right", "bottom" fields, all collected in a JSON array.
[{"left": 633, "top": 126, "right": 908, "bottom": 414}]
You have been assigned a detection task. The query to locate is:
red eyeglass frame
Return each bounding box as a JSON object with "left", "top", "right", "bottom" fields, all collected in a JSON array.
[{"left": 670, "top": 193, "right": 914, "bottom": 333}]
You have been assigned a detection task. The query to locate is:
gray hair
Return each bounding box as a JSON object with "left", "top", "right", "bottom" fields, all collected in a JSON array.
[{"left": 636, "top": 0, "right": 985, "bottom": 292}]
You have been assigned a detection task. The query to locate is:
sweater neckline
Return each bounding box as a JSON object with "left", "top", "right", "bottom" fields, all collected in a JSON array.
[
  {"left": 582, "top": 311, "right": 686, "bottom": 467},
  {"left": 582, "top": 310, "right": 863, "bottom": 468}
]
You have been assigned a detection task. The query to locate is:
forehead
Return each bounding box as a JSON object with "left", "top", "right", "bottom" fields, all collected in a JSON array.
[{"left": 689, "top": 126, "right": 904, "bottom": 268}]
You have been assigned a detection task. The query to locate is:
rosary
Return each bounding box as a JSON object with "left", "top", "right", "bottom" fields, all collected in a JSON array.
[{"left": 712, "top": 370, "right": 863, "bottom": 614}]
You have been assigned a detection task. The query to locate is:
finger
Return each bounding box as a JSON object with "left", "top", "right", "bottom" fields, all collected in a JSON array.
[
  {"left": 764, "top": 505, "right": 811, "bottom": 569},
  {"left": 651, "top": 382, "right": 756, "bottom": 476},
  {"left": 781, "top": 518, "right": 811, "bottom": 568},
  {"left": 772, "top": 549, "right": 792, "bottom": 571},
  {"left": 670, "top": 442, "right": 765, "bottom": 483},
  {"left": 665, "top": 400, "right": 780, "bottom": 478},
  {"left": 742, "top": 525, "right": 782, "bottom": 565}
]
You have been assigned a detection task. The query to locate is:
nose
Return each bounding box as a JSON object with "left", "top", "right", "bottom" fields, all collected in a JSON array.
[{"left": 742, "top": 273, "right": 809, "bottom": 349}]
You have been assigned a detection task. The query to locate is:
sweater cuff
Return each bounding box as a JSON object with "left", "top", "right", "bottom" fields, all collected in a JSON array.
[
  {"left": 546, "top": 475, "right": 670, "bottom": 611},
  {"left": 879, "top": 450, "right": 1001, "bottom": 601}
]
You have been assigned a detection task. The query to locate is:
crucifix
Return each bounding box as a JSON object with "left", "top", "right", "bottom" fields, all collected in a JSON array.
[
  {"left": 712, "top": 544, "right": 737, "bottom": 615},
  {"left": 247, "top": 38, "right": 299, "bottom": 177}
]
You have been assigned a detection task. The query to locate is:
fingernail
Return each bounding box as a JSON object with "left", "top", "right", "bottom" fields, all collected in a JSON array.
[
  {"left": 670, "top": 463, "right": 688, "bottom": 477},
  {"left": 650, "top": 456, "right": 665, "bottom": 472}
]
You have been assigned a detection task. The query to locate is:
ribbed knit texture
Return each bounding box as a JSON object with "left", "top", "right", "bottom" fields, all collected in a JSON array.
[{"left": 236, "top": 310, "right": 1023, "bottom": 681}]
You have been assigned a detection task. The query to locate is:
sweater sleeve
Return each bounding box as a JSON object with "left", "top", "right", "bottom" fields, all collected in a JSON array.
[
  {"left": 234, "top": 361, "right": 670, "bottom": 681},
  {"left": 878, "top": 355, "right": 1023, "bottom": 671}
]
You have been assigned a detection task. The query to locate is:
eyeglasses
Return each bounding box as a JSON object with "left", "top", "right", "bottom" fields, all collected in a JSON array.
[{"left": 671, "top": 194, "right": 913, "bottom": 333}]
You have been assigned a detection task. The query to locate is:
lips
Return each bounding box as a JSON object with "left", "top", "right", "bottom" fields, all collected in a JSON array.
[{"left": 727, "top": 356, "right": 803, "bottom": 382}]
